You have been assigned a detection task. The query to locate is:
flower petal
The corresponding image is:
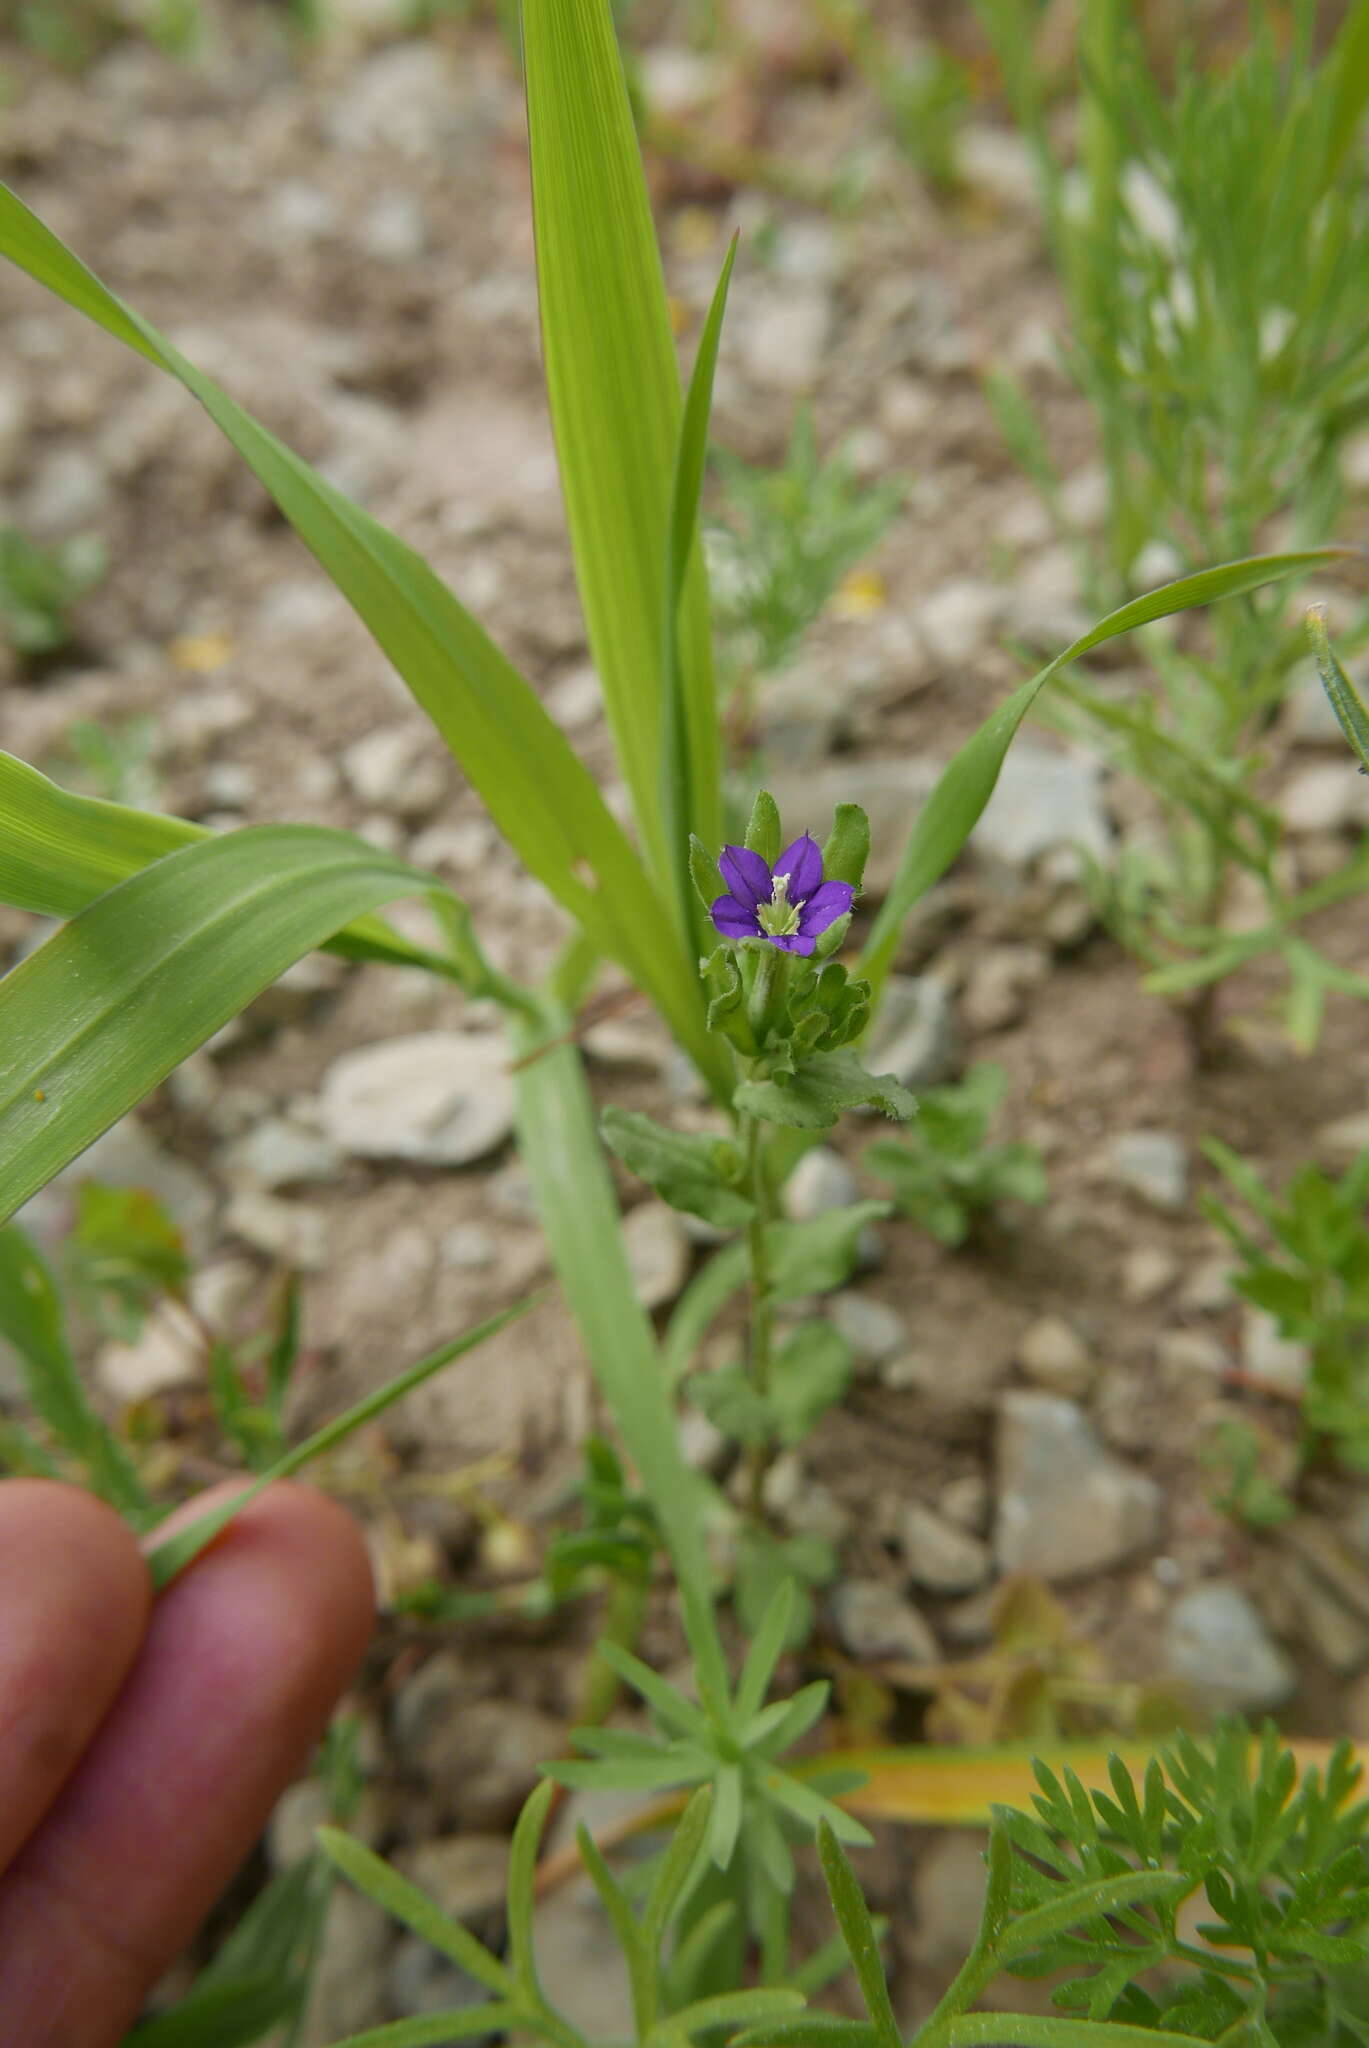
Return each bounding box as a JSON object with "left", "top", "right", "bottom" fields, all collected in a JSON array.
[
  {"left": 711, "top": 894, "right": 760, "bottom": 939},
  {"left": 775, "top": 833, "right": 822, "bottom": 903},
  {"left": 796, "top": 878, "right": 855, "bottom": 937},
  {"left": 769, "top": 930, "right": 816, "bottom": 955},
  {"left": 718, "top": 844, "right": 771, "bottom": 911}
]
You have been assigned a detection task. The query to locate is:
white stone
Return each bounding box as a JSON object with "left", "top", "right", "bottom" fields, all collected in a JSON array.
[
  {"left": 938, "top": 1472, "right": 990, "bottom": 1532},
  {"left": 220, "top": 1117, "right": 343, "bottom": 1191},
  {"left": 1121, "top": 1246, "right": 1179, "bottom": 1304},
  {"left": 739, "top": 288, "right": 832, "bottom": 393},
  {"left": 782, "top": 1147, "right": 859, "bottom": 1222},
  {"left": 956, "top": 123, "right": 1038, "bottom": 209},
  {"left": 225, "top": 1192, "right": 330, "bottom": 1270},
  {"left": 1017, "top": 1315, "right": 1094, "bottom": 1397},
  {"left": 829, "top": 1578, "right": 939, "bottom": 1663},
  {"left": 864, "top": 974, "right": 957, "bottom": 1090},
  {"left": 1103, "top": 1130, "right": 1189, "bottom": 1212},
  {"left": 900, "top": 1499, "right": 992, "bottom": 1594},
  {"left": 1280, "top": 762, "right": 1369, "bottom": 835},
  {"left": 995, "top": 1392, "right": 1162, "bottom": 1582},
  {"left": 623, "top": 1201, "right": 690, "bottom": 1310},
  {"left": 321, "top": 1032, "right": 514, "bottom": 1167},
  {"left": 342, "top": 724, "right": 448, "bottom": 819},
  {"left": 917, "top": 578, "right": 1003, "bottom": 666},
  {"left": 1316, "top": 1112, "right": 1369, "bottom": 1164},
  {"left": 1241, "top": 1305, "right": 1310, "bottom": 1397},
  {"left": 829, "top": 1290, "right": 906, "bottom": 1366},
  {"left": 98, "top": 1300, "right": 203, "bottom": 1402},
  {"left": 974, "top": 739, "right": 1112, "bottom": 868},
  {"left": 1164, "top": 1582, "right": 1296, "bottom": 1712}
]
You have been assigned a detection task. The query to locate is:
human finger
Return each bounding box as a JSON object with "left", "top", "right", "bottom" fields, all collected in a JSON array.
[
  {"left": 0, "top": 1480, "right": 375, "bottom": 2048},
  {"left": 0, "top": 1480, "right": 150, "bottom": 1877}
]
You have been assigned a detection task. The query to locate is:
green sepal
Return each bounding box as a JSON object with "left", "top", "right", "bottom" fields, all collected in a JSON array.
[
  {"left": 821, "top": 803, "right": 869, "bottom": 890},
  {"left": 736, "top": 1049, "right": 917, "bottom": 1130},
  {"left": 743, "top": 789, "right": 781, "bottom": 866},
  {"left": 601, "top": 1105, "right": 754, "bottom": 1229},
  {"left": 690, "top": 833, "right": 723, "bottom": 911},
  {"left": 701, "top": 944, "right": 755, "bottom": 1052}
]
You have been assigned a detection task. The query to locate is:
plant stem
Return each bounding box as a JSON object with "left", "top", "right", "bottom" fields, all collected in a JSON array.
[{"left": 741, "top": 1108, "right": 777, "bottom": 1523}]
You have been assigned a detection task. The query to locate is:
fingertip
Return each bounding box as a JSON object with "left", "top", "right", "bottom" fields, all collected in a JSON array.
[
  {"left": 0, "top": 1477, "right": 151, "bottom": 1634},
  {"left": 221, "top": 1481, "right": 377, "bottom": 1678}
]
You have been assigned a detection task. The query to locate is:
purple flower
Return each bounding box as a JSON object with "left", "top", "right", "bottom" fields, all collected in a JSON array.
[{"left": 710, "top": 833, "right": 855, "bottom": 956}]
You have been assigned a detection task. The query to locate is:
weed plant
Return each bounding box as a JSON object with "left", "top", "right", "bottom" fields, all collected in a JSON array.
[
  {"left": 0, "top": 0, "right": 1360, "bottom": 2040},
  {"left": 0, "top": 522, "right": 104, "bottom": 656},
  {"left": 975, "top": 0, "right": 1369, "bottom": 1053},
  {"left": 706, "top": 406, "right": 903, "bottom": 725},
  {"left": 865, "top": 1061, "right": 1047, "bottom": 1248}
]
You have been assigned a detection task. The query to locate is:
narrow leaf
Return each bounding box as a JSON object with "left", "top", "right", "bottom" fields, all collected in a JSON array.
[
  {"left": 508, "top": 1780, "right": 555, "bottom": 2004},
  {"left": 0, "top": 1224, "right": 148, "bottom": 1517},
  {"left": 859, "top": 551, "right": 1353, "bottom": 996},
  {"left": 816, "top": 1823, "right": 901, "bottom": 2048},
  {"left": 941, "top": 2021, "right": 1209, "bottom": 2048},
  {"left": 145, "top": 1297, "right": 534, "bottom": 1588},
  {"left": 643, "top": 1786, "right": 712, "bottom": 1950},
  {"left": 316, "top": 1830, "right": 511, "bottom": 1996},
  {"left": 1308, "top": 607, "right": 1369, "bottom": 773},
  {"left": 511, "top": 1010, "right": 731, "bottom": 1711},
  {"left": 324, "top": 2014, "right": 522, "bottom": 2048},
  {"left": 736, "top": 1578, "right": 797, "bottom": 1719},
  {"left": 660, "top": 235, "right": 738, "bottom": 943}
]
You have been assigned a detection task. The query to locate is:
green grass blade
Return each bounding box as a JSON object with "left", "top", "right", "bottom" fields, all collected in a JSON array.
[
  {"left": 1325, "top": 0, "right": 1369, "bottom": 183},
  {"left": 145, "top": 1295, "right": 535, "bottom": 1588},
  {"left": 0, "top": 825, "right": 444, "bottom": 1223},
  {"left": 510, "top": 1010, "right": 730, "bottom": 1712},
  {"left": 0, "top": 751, "right": 460, "bottom": 980},
  {"left": 121, "top": 1977, "right": 297, "bottom": 2048},
  {"left": 507, "top": 1779, "right": 555, "bottom": 2005},
  {"left": 0, "top": 183, "right": 720, "bottom": 1086},
  {"left": 0, "top": 1223, "right": 149, "bottom": 1519},
  {"left": 523, "top": 0, "right": 720, "bottom": 886},
  {"left": 858, "top": 550, "right": 1352, "bottom": 997},
  {"left": 661, "top": 235, "right": 738, "bottom": 949}
]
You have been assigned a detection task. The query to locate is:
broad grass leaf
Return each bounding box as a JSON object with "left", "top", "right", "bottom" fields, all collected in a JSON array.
[
  {"left": 0, "top": 825, "right": 445, "bottom": 1222},
  {"left": 0, "top": 751, "right": 456, "bottom": 979},
  {"left": 523, "top": 0, "right": 719, "bottom": 886},
  {"left": 0, "top": 183, "right": 722, "bottom": 1088}
]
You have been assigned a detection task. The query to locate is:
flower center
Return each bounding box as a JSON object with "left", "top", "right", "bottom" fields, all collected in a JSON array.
[{"left": 757, "top": 871, "right": 803, "bottom": 938}]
